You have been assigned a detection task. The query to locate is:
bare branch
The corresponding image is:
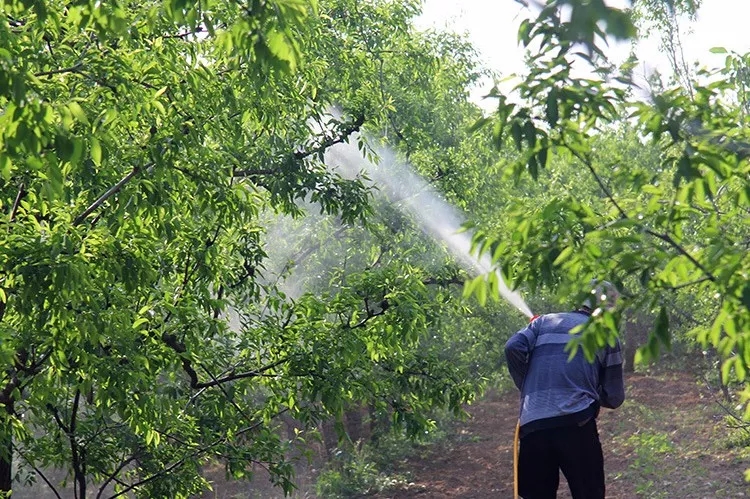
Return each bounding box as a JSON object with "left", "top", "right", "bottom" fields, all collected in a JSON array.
[
  {"left": 73, "top": 166, "right": 144, "bottom": 226},
  {"left": 35, "top": 62, "right": 83, "bottom": 78},
  {"left": 8, "top": 183, "right": 25, "bottom": 224},
  {"left": 106, "top": 409, "right": 288, "bottom": 499},
  {"left": 12, "top": 444, "right": 63, "bottom": 499},
  {"left": 644, "top": 229, "right": 716, "bottom": 282}
]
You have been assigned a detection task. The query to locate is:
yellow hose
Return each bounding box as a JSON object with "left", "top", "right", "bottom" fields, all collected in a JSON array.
[{"left": 513, "top": 420, "right": 520, "bottom": 498}]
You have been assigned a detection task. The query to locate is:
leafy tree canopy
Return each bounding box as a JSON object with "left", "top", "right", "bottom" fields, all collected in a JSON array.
[
  {"left": 0, "top": 0, "right": 512, "bottom": 496},
  {"left": 468, "top": 0, "right": 749, "bottom": 406}
]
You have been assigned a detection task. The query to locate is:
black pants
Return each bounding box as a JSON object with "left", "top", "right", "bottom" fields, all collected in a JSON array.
[{"left": 518, "top": 419, "right": 605, "bottom": 499}]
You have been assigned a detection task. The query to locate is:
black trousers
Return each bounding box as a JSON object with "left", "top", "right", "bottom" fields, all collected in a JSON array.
[{"left": 518, "top": 419, "right": 605, "bottom": 499}]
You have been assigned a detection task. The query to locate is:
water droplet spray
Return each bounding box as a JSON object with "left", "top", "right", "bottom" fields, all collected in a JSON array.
[{"left": 326, "top": 136, "right": 533, "bottom": 319}]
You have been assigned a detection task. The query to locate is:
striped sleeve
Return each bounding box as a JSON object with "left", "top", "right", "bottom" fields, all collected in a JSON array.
[{"left": 598, "top": 341, "right": 625, "bottom": 409}]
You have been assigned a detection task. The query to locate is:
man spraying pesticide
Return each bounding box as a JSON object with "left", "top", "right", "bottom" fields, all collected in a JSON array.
[{"left": 505, "top": 281, "right": 625, "bottom": 499}]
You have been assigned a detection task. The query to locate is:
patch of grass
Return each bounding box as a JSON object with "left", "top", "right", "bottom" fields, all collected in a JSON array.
[
  {"left": 314, "top": 407, "right": 461, "bottom": 498},
  {"left": 607, "top": 374, "right": 750, "bottom": 498},
  {"left": 723, "top": 418, "right": 750, "bottom": 450},
  {"left": 626, "top": 431, "right": 674, "bottom": 474},
  {"left": 315, "top": 446, "right": 412, "bottom": 499}
]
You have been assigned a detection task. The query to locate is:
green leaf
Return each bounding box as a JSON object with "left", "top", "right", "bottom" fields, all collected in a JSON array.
[
  {"left": 90, "top": 137, "right": 102, "bottom": 166},
  {"left": 132, "top": 317, "right": 149, "bottom": 329},
  {"left": 553, "top": 246, "right": 574, "bottom": 266},
  {"left": 518, "top": 19, "right": 532, "bottom": 46},
  {"left": 68, "top": 102, "right": 88, "bottom": 124},
  {"left": 0, "top": 155, "right": 11, "bottom": 181},
  {"left": 511, "top": 121, "right": 523, "bottom": 151}
]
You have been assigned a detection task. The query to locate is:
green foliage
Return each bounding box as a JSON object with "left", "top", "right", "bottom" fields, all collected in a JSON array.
[
  {"left": 0, "top": 0, "right": 508, "bottom": 496},
  {"left": 315, "top": 446, "right": 402, "bottom": 498},
  {"left": 464, "top": 1, "right": 749, "bottom": 399}
]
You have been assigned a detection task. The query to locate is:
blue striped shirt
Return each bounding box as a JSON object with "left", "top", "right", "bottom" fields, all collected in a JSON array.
[{"left": 504, "top": 311, "right": 625, "bottom": 433}]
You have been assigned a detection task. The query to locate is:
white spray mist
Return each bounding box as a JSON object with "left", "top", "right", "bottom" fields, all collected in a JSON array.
[{"left": 325, "top": 136, "right": 533, "bottom": 319}]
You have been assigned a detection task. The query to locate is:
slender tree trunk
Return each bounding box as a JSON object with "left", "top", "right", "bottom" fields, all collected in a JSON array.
[
  {"left": 344, "top": 405, "right": 364, "bottom": 444},
  {"left": 0, "top": 301, "right": 10, "bottom": 492},
  {"left": 0, "top": 410, "right": 12, "bottom": 493}
]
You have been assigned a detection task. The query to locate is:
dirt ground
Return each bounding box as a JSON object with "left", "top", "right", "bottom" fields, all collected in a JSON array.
[
  {"left": 19, "top": 372, "right": 746, "bottom": 498},
  {"left": 369, "top": 372, "right": 750, "bottom": 499}
]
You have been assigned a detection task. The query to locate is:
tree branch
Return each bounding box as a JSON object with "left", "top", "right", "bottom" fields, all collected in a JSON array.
[
  {"left": 566, "top": 141, "right": 717, "bottom": 283},
  {"left": 96, "top": 455, "right": 138, "bottom": 499},
  {"left": 422, "top": 275, "right": 464, "bottom": 287},
  {"left": 193, "top": 357, "right": 290, "bottom": 389},
  {"left": 232, "top": 168, "right": 275, "bottom": 178},
  {"left": 8, "top": 182, "right": 25, "bottom": 224},
  {"left": 163, "top": 26, "right": 205, "bottom": 39},
  {"left": 666, "top": 276, "right": 713, "bottom": 291},
  {"left": 161, "top": 330, "right": 290, "bottom": 390},
  {"left": 73, "top": 166, "right": 144, "bottom": 226},
  {"left": 35, "top": 62, "right": 83, "bottom": 78},
  {"left": 12, "top": 444, "right": 62, "bottom": 499},
  {"left": 644, "top": 229, "right": 716, "bottom": 282},
  {"left": 566, "top": 144, "right": 628, "bottom": 219},
  {"left": 69, "top": 389, "right": 86, "bottom": 499},
  {"left": 233, "top": 115, "right": 365, "bottom": 178},
  {"left": 347, "top": 304, "right": 388, "bottom": 329},
  {"left": 107, "top": 409, "right": 288, "bottom": 499}
]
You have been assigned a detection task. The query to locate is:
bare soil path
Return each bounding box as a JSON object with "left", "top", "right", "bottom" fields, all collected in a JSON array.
[{"left": 371, "top": 372, "right": 750, "bottom": 498}]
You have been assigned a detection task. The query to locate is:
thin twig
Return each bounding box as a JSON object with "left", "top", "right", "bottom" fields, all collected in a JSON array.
[
  {"left": 73, "top": 166, "right": 143, "bottom": 226},
  {"left": 566, "top": 141, "right": 717, "bottom": 283},
  {"left": 163, "top": 26, "right": 205, "bottom": 39},
  {"left": 644, "top": 229, "right": 716, "bottom": 282},
  {"left": 8, "top": 183, "right": 25, "bottom": 224},
  {"left": 666, "top": 276, "right": 712, "bottom": 291},
  {"left": 34, "top": 62, "right": 83, "bottom": 77},
  {"left": 702, "top": 374, "right": 746, "bottom": 424},
  {"left": 192, "top": 357, "right": 289, "bottom": 389},
  {"left": 566, "top": 145, "right": 628, "bottom": 219},
  {"left": 12, "top": 444, "right": 63, "bottom": 499},
  {"left": 96, "top": 455, "right": 138, "bottom": 499}
]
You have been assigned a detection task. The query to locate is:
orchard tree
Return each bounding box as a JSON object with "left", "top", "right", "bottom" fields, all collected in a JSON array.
[
  {"left": 0, "top": 0, "right": 500, "bottom": 497},
  {"left": 469, "top": 0, "right": 749, "bottom": 410}
]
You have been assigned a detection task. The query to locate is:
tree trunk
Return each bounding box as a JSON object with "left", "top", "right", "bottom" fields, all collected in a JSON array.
[
  {"left": 344, "top": 406, "right": 364, "bottom": 444},
  {"left": 0, "top": 423, "right": 11, "bottom": 493},
  {"left": 623, "top": 339, "right": 636, "bottom": 373},
  {"left": 622, "top": 310, "right": 653, "bottom": 373}
]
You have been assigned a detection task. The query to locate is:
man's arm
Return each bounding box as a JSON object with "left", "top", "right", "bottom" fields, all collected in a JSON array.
[
  {"left": 598, "top": 344, "right": 625, "bottom": 409},
  {"left": 504, "top": 324, "right": 537, "bottom": 391}
]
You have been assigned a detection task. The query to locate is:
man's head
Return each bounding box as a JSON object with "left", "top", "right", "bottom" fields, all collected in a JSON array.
[{"left": 583, "top": 279, "right": 619, "bottom": 312}]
